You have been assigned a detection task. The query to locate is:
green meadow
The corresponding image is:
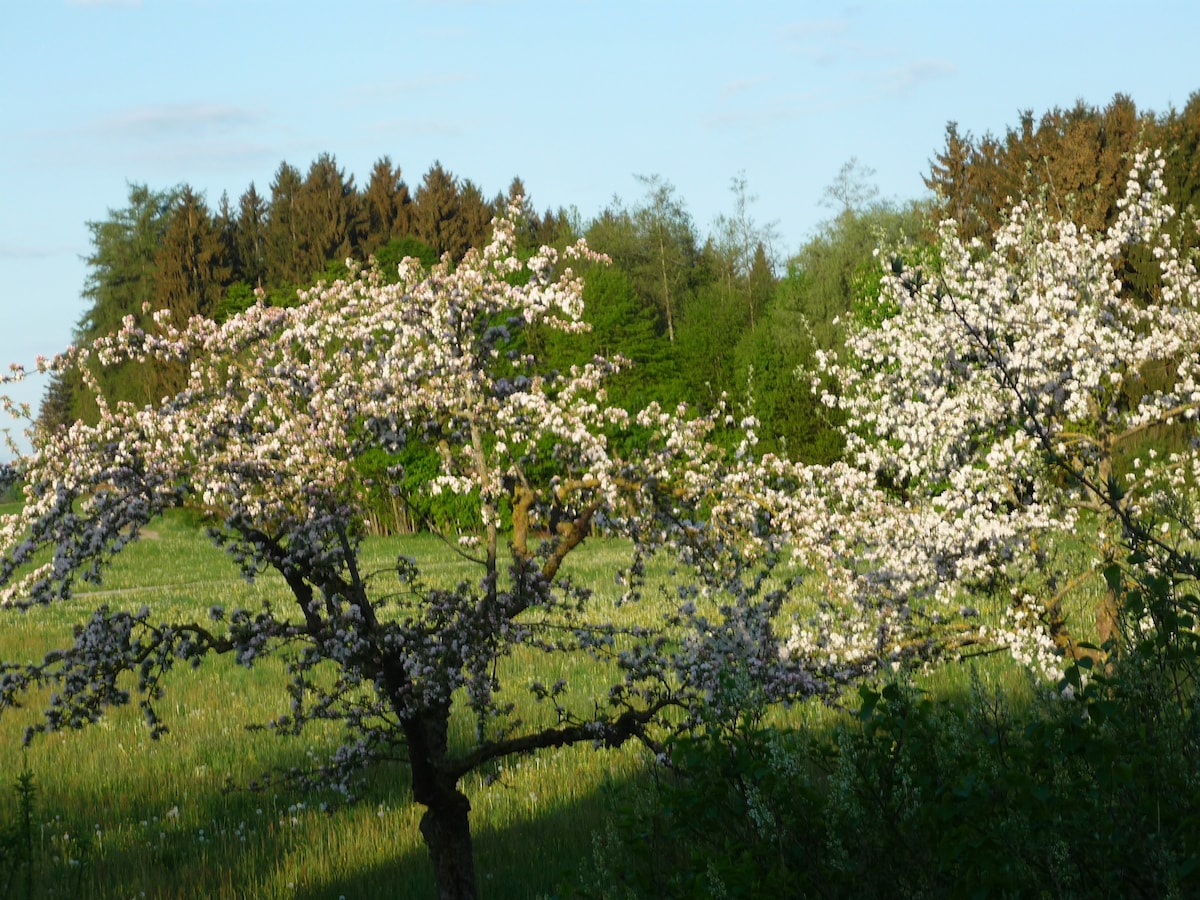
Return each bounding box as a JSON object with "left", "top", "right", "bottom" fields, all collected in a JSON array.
[
  {"left": 0, "top": 507, "right": 1103, "bottom": 899},
  {"left": 0, "top": 510, "right": 655, "bottom": 898}
]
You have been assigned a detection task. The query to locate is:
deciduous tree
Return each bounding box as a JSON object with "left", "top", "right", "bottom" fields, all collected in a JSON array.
[
  {"left": 814, "top": 149, "right": 1200, "bottom": 664},
  {"left": 1, "top": 208, "right": 826, "bottom": 899}
]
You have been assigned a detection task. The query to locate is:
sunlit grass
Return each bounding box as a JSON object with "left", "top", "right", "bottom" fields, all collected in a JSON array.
[
  {"left": 0, "top": 516, "right": 689, "bottom": 898},
  {"left": 0, "top": 511, "right": 1102, "bottom": 897}
]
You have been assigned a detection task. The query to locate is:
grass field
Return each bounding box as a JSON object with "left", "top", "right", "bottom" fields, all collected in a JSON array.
[{"left": 0, "top": 508, "right": 1100, "bottom": 899}]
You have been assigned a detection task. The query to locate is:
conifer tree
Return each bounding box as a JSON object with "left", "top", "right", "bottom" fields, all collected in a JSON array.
[
  {"left": 214, "top": 191, "right": 238, "bottom": 277},
  {"left": 712, "top": 173, "right": 779, "bottom": 328},
  {"left": 235, "top": 183, "right": 268, "bottom": 288},
  {"left": 68, "top": 182, "right": 180, "bottom": 418},
  {"left": 264, "top": 161, "right": 304, "bottom": 286},
  {"left": 630, "top": 174, "right": 696, "bottom": 343},
  {"left": 150, "top": 187, "right": 232, "bottom": 399},
  {"left": 414, "top": 161, "right": 468, "bottom": 259},
  {"left": 78, "top": 183, "right": 180, "bottom": 340},
  {"left": 294, "top": 153, "right": 360, "bottom": 278},
  {"left": 458, "top": 179, "right": 494, "bottom": 255},
  {"left": 361, "top": 156, "right": 411, "bottom": 253},
  {"left": 154, "top": 187, "right": 230, "bottom": 325}
]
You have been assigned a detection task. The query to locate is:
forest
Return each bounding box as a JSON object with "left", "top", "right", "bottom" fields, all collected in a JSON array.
[{"left": 51, "top": 92, "right": 1200, "bottom": 481}]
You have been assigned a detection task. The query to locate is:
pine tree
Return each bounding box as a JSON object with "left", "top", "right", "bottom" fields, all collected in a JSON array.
[
  {"left": 414, "top": 162, "right": 467, "bottom": 259},
  {"left": 362, "top": 156, "right": 411, "bottom": 253},
  {"left": 294, "top": 153, "right": 361, "bottom": 278},
  {"left": 235, "top": 183, "right": 268, "bottom": 288},
  {"left": 265, "top": 161, "right": 304, "bottom": 286}
]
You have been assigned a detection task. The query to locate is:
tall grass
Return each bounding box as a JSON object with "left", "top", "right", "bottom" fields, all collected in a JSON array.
[
  {"left": 0, "top": 513, "right": 682, "bottom": 898},
  {"left": 0, "top": 510, "right": 1097, "bottom": 897}
]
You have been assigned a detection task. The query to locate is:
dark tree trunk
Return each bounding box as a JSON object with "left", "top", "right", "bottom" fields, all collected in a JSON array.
[
  {"left": 406, "top": 708, "right": 477, "bottom": 900},
  {"left": 419, "top": 787, "right": 476, "bottom": 900}
]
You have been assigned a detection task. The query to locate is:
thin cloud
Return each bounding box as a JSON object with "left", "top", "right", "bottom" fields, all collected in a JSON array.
[
  {"left": 721, "top": 77, "right": 771, "bottom": 99},
  {"left": 778, "top": 8, "right": 893, "bottom": 68},
  {"left": 703, "top": 91, "right": 824, "bottom": 131},
  {"left": 349, "top": 73, "right": 472, "bottom": 104},
  {"left": 66, "top": 0, "right": 142, "bottom": 7},
  {"left": 780, "top": 16, "right": 855, "bottom": 64},
  {"left": 781, "top": 18, "right": 853, "bottom": 40},
  {"left": 24, "top": 104, "right": 279, "bottom": 174},
  {"left": 113, "top": 140, "right": 281, "bottom": 171},
  {"left": 0, "top": 242, "right": 72, "bottom": 261},
  {"left": 369, "top": 117, "right": 468, "bottom": 140},
  {"left": 86, "top": 103, "right": 262, "bottom": 140},
  {"left": 872, "top": 59, "right": 959, "bottom": 95}
]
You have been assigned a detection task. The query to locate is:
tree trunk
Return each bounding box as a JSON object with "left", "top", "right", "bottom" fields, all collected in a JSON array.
[
  {"left": 406, "top": 710, "right": 477, "bottom": 900},
  {"left": 419, "top": 790, "right": 476, "bottom": 900}
]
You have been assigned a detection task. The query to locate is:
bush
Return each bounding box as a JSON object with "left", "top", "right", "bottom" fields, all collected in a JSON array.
[{"left": 587, "top": 655, "right": 1200, "bottom": 899}]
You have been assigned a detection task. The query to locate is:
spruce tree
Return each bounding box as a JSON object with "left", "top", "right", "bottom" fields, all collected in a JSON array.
[
  {"left": 149, "top": 187, "right": 231, "bottom": 399},
  {"left": 362, "top": 156, "right": 411, "bottom": 253},
  {"left": 414, "top": 162, "right": 467, "bottom": 259},
  {"left": 265, "top": 161, "right": 304, "bottom": 286},
  {"left": 294, "top": 153, "right": 361, "bottom": 278},
  {"left": 154, "top": 186, "right": 230, "bottom": 325},
  {"left": 235, "top": 183, "right": 268, "bottom": 288}
]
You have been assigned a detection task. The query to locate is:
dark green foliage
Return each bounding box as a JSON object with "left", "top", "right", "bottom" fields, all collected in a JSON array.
[
  {"left": 673, "top": 279, "right": 752, "bottom": 410},
  {"left": 150, "top": 187, "right": 233, "bottom": 398},
  {"left": 458, "top": 178, "right": 496, "bottom": 256},
  {"left": 234, "top": 183, "right": 268, "bottom": 288},
  {"left": 414, "top": 161, "right": 469, "bottom": 260},
  {"left": 64, "top": 182, "right": 181, "bottom": 421},
  {"left": 732, "top": 301, "right": 843, "bottom": 463},
  {"left": 213, "top": 281, "right": 258, "bottom": 322},
  {"left": 542, "top": 264, "right": 675, "bottom": 414},
  {"left": 354, "top": 444, "right": 485, "bottom": 535},
  {"left": 37, "top": 370, "right": 76, "bottom": 434},
  {"left": 292, "top": 153, "right": 361, "bottom": 280},
  {"left": 723, "top": 199, "right": 929, "bottom": 461},
  {"left": 589, "top": 656, "right": 1200, "bottom": 899},
  {"left": 154, "top": 187, "right": 231, "bottom": 326},
  {"left": 361, "top": 156, "right": 412, "bottom": 254},
  {"left": 78, "top": 182, "right": 180, "bottom": 340},
  {"left": 0, "top": 756, "right": 37, "bottom": 900},
  {"left": 264, "top": 161, "right": 305, "bottom": 286},
  {"left": 370, "top": 236, "right": 438, "bottom": 282}
]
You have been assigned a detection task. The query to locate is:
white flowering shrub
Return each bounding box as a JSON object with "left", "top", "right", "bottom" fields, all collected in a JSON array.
[{"left": 806, "top": 149, "right": 1200, "bottom": 671}]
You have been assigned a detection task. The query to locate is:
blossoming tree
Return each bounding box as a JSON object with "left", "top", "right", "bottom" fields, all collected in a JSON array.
[
  {"left": 804, "top": 148, "right": 1200, "bottom": 668},
  {"left": 0, "top": 209, "right": 825, "bottom": 899}
]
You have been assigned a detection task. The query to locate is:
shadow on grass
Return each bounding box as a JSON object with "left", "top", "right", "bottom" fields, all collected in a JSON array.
[
  {"left": 293, "top": 781, "right": 629, "bottom": 900},
  {"left": 3, "top": 730, "right": 644, "bottom": 900}
]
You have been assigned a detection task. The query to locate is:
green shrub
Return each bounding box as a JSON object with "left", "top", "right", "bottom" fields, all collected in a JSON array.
[{"left": 587, "top": 653, "right": 1200, "bottom": 899}]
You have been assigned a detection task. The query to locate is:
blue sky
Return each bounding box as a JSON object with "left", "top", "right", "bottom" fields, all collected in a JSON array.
[{"left": 1, "top": 0, "right": 1197, "bottom": 453}]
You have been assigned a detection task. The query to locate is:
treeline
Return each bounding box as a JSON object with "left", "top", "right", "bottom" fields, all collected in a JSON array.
[
  {"left": 44, "top": 91, "right": 1200, "bottom": 489},
  {"left": 41, "top": 156, "right": 568, "bottom": 427},
  {"left": 927, "top": 91, "right": 1200, "bottom": 297},
  {"left": 45, "top": 153, "right": 927, "bottom": 469}
]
